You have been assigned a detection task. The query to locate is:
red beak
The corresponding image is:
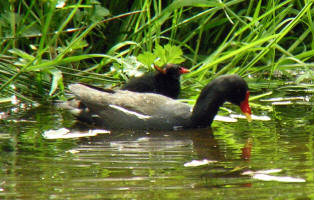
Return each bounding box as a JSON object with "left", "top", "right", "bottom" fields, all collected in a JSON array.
[
  {"left": 240, "top": 91, "right": 252, "bottom": 122},
  {"left": 179, "top": 67, "right": 190, "bottom": 74}
]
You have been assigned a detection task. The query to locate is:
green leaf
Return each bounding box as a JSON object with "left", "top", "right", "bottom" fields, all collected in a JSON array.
[
  {"left": 90, "top": 4, "right": 110, "bottom": 22},
  {"left": 57, "top": 40, "right": 88, "bottom": 54},
  {"left": 45, "top": 67, "right": 63, "bottom": 96},
  {"left": 137, "top": 44, "right": 185, "bottom": 67},
  {"left": 171, "top": 0, "right": 220, "bottom": 8},
  {"left": 154, "top": 44, "right": 167, "bottom": 66},
  {"left": 8, "top": 49, "right": 35, "bottom": 61},
  {"left": 164, "top": 44, "right": 186, "bottom": 64},
  {"left": 154, "top": 44, "right": 185, "bottom": 66},
  {"left": 137, "top": 52, "right": 156, "bottom": 67},
  {"left": 296, "top": 69, "right": 313, "bottom": 84}
]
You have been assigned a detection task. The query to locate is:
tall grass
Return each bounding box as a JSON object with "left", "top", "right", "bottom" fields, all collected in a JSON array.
[{"left": 0, "top": 0, "right": 313, "bottom": 103}]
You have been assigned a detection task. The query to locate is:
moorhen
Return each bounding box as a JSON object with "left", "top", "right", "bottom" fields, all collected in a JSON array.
[
  {"left": 61, "top": 74, "right": 252, "bottom": 130},
  {"left": 121, "top": 64, "right": 190, "bottom": 98}
]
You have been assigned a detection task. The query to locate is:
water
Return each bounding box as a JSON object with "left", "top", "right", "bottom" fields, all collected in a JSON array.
[{"left": 0, "top": 92, "right": 313, "bottom": 199}]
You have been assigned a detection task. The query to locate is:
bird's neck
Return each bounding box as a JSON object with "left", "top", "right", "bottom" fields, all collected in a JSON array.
[{"left": 190, "top": 90, "right": 224, "bottom": 127}]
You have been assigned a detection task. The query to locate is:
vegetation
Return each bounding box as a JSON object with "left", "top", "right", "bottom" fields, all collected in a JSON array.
[
  {"left": 0, "top": 0, "right": 313, "bottom": 103},
  {"left": 0, "top": 2, "right": 313, "bottom": 198}
]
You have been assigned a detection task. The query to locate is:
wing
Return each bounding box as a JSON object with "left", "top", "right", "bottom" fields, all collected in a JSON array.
[{"left": 69, "top": 84, "right": 192, "bottom": 130}]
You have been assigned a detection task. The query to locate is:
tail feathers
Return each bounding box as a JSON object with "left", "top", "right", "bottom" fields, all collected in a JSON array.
[{"left": 57, "top": 99, "right": 104, "bottom": 126}]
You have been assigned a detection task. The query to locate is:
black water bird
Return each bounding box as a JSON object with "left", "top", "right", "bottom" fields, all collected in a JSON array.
[
  {"left": 121, "top": 64, "right": 190, "bottom": 99},
  {"left": 61, "top": 74, "right": 252, "bottom": 130}
]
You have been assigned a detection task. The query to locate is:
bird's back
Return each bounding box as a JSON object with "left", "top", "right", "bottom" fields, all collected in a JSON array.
[
  {"left": 121, "top": 73, "right": 157, "bottom": 93},
  {"left": 69, "top": 84, "right": 192, "bottom": 130}
]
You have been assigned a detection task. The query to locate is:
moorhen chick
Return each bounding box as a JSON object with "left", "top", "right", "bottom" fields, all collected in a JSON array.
[
  {"left": 62, "top": 74, "right": 252, "bottom": 130},
  {"left": 121, "top": 64, "right": 190, "bottom": 98}
]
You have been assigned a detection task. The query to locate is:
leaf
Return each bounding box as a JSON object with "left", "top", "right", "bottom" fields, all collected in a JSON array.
[
  {"left": 107, "top": 41, "right": 138, "bottom": 56},
  {"left": 137, "top": 44, "right": 185, "bottom": 68},
  {"left": 45, "top": 67, "right": 63, "bottom": 96},
  {"left": 296, "top": 70, "right": 313, "bottom": 84},
  {"left": 57, "top": 39, "right": 88, "bottom": 54},
  {"left": 153, "top": 44, "right": 185, "bottom": 66},
  {"left": 171, "top": 0, "right": 220, "bottom": 8},
  {"left": 137, "top": 52, "right": 156, "bottom": 66},
  {"left": 164, "top": 44, "right": 186, "bottom": 64},
  {"left": 90, "top": 5, "right": 110, "bottom": 22},
  {"left": 154, "top": 44, "right": 167, "bottom": 66},
  {"left": 26, "top": 54, "right": 110, "bottom": 72},
  {"left": 8, "top": 48, "right": 35, "bottom": 61},
  {"left": 120, "top": 56, "right": 146, "bottom": 77}
]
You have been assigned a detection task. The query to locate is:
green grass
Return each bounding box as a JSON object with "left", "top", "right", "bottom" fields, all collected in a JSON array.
[{"left": 0, "top": 0, "right": 313, "bottom": 103}]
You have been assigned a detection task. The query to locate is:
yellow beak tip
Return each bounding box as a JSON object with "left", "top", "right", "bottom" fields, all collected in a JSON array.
[{"left": 244, "top": 113, "right": 252, "bottom": 122}]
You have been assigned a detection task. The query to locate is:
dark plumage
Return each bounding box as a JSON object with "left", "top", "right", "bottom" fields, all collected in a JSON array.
[
  {"left": 121, "top": 64, "right": 189, "bottom": 98},
  {"left": 61, "top": 74, "right": 252, "bottom": 130}
]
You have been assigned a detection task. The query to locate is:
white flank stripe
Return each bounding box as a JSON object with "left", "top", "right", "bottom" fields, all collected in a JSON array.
[{"left": 109, "top": 104, "right": 151, "bottom": 119}]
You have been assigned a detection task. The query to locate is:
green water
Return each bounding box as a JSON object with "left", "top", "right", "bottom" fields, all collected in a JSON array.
[{"left": 0, "top": 91, "right": 313, "bottom": 199}]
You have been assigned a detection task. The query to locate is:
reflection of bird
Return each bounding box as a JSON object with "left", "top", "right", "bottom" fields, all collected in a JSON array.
[
  {"left": 62, "top": 74, "right": 252, "bottom": 130},
  {"left": 122, "top": 64, "right": 190, "bottom": 99},
  {"left": 189, "top": 128, "right": 225, "bottom": 161}
]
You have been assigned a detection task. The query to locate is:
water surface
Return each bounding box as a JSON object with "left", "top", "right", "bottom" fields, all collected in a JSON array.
[{"left": 0, "top": 92, "right": 313, "bottom": 199}]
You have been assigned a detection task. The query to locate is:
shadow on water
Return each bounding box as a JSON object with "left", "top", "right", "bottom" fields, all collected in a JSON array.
[{"left": 0, "top": 94, "right": 312, "bottom": 199}]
